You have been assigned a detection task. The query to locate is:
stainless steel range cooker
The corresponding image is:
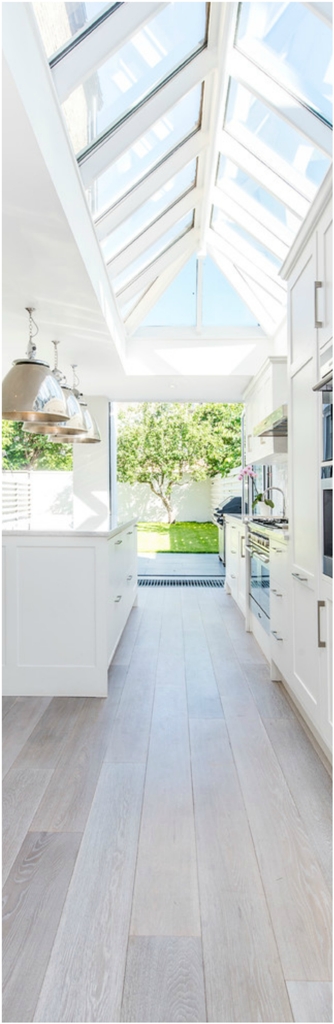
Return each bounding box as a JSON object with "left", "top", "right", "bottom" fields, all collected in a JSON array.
[{"left": 246, "top": 519, "right": 289, "bottom": 633}]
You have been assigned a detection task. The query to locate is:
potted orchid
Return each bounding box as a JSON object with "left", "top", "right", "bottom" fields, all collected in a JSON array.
[{"left": 238, "top": 465, "right": 275, "bottom": 512}]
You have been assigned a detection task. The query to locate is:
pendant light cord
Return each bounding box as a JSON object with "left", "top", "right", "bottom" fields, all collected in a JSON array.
[{"left": 26, "top": 307, "right": 39, "bottom": 360}]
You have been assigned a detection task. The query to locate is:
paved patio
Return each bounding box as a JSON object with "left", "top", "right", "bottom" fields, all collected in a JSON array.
[{"left": 137, "top": 552, "right": 225, "bottom": 577}]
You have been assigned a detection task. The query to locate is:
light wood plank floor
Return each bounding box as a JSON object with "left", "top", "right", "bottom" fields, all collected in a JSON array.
[{"left": 2, "top": 586, "right": 332, "bottom": 1023}]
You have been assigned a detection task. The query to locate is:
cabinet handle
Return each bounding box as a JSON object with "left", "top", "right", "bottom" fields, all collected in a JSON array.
[
  {"left": 241, "top": 535, "right": 245, "bottom": 558},
  {"left": 272, "top": 547, "right": 283, "bottom": 553},
  {"left": 231, "top": 574, "right": 236, "bottom": 579},
  {"left": 115, "top": 594, "right": 122, "bottom": 603},
  {"left": 231, "top": 525, "right": 236, "bottom": 530},
  {"left": 314, "top": 280, "right": 324, "bottom": 329},
  {"left": 231, "top": 549, "right": 237, "bottom": 554},
  {"left": 115, "top": 539, "right": 123, "bottom": 545},
  {"left": 271, "top": 631, "right": 283, "bottom": 642},
  {"left": 271, "top": 587, "right": 277, "bottom": 593},
  {"left": 127, "top": 531, "right": 133, "bottom": 535},
  {"left": 317, "top": 600, "right": 326, "bottom": 648},
  {"left": 292, "top": 572, "right": 308, "bottom": 582},
  {"left": 127, "top": 575, "right": 133, "bottom": 581}
]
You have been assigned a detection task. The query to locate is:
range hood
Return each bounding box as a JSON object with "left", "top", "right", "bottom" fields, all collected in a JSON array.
[{"left": 253, "top": 404, "right": 288, "bottom": 438}]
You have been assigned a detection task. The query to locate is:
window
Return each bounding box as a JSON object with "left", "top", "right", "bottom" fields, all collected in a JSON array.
[
  {"left": 142, "top": 255, "right": 197, "bottom": 326},
  {"left": 62, "top": 3, "right": 207, "bottom": 155},
  {"left": 101, "top": 160, "right": 197, "bottom": 263},
  {"left": 87, "top": 85, "right": 202, "bottom": 217},
  {"left": 202, "top": 255, "right": 259, "bottom": 326},
  {"left": 113, "top": 211, "right": 194, "bottom": 294},
  {"left": 212, "top": 207, "right": 281, "bottom": 270},
  {"left": 33, "top": 2, "right": 114, "bottom": 60},
  {"left": 217, "top": 154, "right": 301, "bottom": 238}
]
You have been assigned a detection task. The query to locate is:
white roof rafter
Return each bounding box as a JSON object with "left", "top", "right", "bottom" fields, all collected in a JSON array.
[
  {"left": 207, "top": 228, "right": 286, "bottom": 304},
  {"left": 207, "top": 244, "right": 279, "bottom": 335},
  {"left": 124, "top": 246, "right": 193, "bottom": 336},
  {"left": 218, "top": 131, "right": 311, "bottom": 218},
  {"left": 212, "top": 187, "right": 289, "bottom": 261},
  {"left": 114, "top": 228, "right": 198, "bottom": 304}
]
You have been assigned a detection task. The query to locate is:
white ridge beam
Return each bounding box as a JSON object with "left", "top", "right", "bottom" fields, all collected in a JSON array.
[
  {"left": 208, "top": 245, "right": 278, "bottom": 336},
  {"left": 207, "top": 228, "right": 286, "bottom": 304},
  {"left": 125, "top": 248, "right": 192, "bottom": 335},
  {"left": 113, "top": 229, "right": 198, "bottom": 303},
  {"left": 230, "top": 48, "right": 332, "bottom": 155},
  {"left": 219, "top": 131, "right": 311, "bottom": 217},
  {"left": 80, "top": 47, "right": 216, "bottom": 187},
  {"left": 107, "top": 188, "right": 199, "bottom": 279},
  {"left": 212, "top": 187, "right": 289, "bottom": 261},
  {"left": 196, "top": 2, "right": 239, "bottom": 251},
  {"left": 53, "top": 3, "right": 169, "bottom": 103},
  {"left": 95, "top": 130, "right": 208, "bottom": 240}
]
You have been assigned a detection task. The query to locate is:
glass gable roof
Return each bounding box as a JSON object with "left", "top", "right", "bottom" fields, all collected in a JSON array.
[
  {"left": 62, "top": 3, "right": 207, "bottom": 156},
  {"left": 87, "top": 85, "right": 202, "bottom": 217},
  {"left": 33, "top": 0, "right": 332, "bottom": 339},
  {"left": 101, "top": 159, "right": 197, "bottom": 263},
  {"left": 235, "top": 2, "right": 332, "bottom": 123}
]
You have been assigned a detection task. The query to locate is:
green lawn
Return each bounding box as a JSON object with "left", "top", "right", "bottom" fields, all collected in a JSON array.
[{"left": 137, "top": 521, "right": 218, "bottom": 554}]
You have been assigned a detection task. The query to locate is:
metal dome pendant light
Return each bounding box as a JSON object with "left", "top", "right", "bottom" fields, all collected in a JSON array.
[
  {"left": 49, "top": 365, "right": 101, "bottom": 444},
  {"left": 23, "top": 342, "right": 88, "bottom": 436},
  {"left": 2, "top": 309, "right": 69, "bottom": 423}
]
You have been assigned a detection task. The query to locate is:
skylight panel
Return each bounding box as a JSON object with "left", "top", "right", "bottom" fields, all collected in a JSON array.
[
  {"left": 101, "top": 160, "right": 197, "bottom": 263},
  {"left": 33, "top": 2, "right": 114, "bottom": 60},
  {"left": 142, "top": 255, "right": 198, "bottom": 326},
  {"left": 225, "top": 80, "right": 331, "bottom": 189},
  {"left": 217, "top": 155, "right": 301, "bottom": 239},
  {"left": 113, "top": 212, "right": 194, "bottom": 294},
  {"left": 202, "top": 255, "right": 259, "bottom": 326},
  {"left": 62, "top": 3, "right": 207, "bottom": 156},
  {"left": 212, "top": 207, "right": 281, "bottom": 273},
  {"left": 235, "top": 2, "right": 332, "bottom": 124},
  {"left": 86, "top": 85, "right": 202, "bottom": 217}
]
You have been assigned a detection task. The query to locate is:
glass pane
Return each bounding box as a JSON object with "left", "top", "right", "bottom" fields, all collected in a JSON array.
[
  {"left": 119, "top": 286, "right": 153, "bottom": 320},
  {"left": 212, "top": 206, "right": 281, "bottom": 269},
  {"left": 225, "top": 80, "right": 331, "bottom": 188},
  {"left": 217, "top": 154, "right": 301, "bottom": 236},
  {"left": 112, "top": 211, "right": 194, "bottom": 294},
  {"left": 142, "top": 255, "right": 197, "bottom": 326},
  {"left": 202, "top": 255, "right": 259, "bottom": 326},
  {"left": 33, "top": 2, "right": 113, "bottom": 59},
  {"left": 63, "top": 3, "right": 207, "bottom": 155},
  {"left": 87, "top": 85, "right": 202, "bottom": 216},
  {"left": 236, "top": 2, "right": 332, "bottom": 123},
  {"left": 101, "top": 160, "right": 197, "bottom": 263}
]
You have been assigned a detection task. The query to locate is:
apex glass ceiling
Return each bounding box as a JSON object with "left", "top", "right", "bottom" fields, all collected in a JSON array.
[
  {"left": 33, "top": 1, "right": 332, "bottom": 335},
  {"left": 62, "top": 3, "right": 207, "bottom": 155},
  {"left": 235, "top": 2, "right": 332, "bottom": 123}
]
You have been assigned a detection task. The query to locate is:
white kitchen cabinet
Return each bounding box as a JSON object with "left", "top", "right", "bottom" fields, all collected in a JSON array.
[
  {"left": 225, "top": 517, "right": 246, "bottom": 615},
  {"left": 243, "top": 357, "right": 287, "bottom": 465},
  {"left": 317, "top": 205, "right": 333, "bottom": 351},
  {"left": 281, "top": 168, "right": 332, "bottom": 758},
  {"left": 270, "top": 536, "right": 289, "bottom": 681}
]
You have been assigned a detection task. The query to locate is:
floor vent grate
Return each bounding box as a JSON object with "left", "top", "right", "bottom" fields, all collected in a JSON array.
[{"left": 138, "top": 577, "right": 225, "bottom": 587}]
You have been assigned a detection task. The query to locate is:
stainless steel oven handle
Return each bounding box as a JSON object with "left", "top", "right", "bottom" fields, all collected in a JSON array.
[
  {"left": 317, "top": 600, "right": 326, "bottom": 648},
  {"left": 246, "top": 546, "right": 269, "bottom": 565}
]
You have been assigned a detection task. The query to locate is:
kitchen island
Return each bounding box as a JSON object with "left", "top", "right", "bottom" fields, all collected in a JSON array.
[{"left": 2, "top": 520, "right": 137, "bottom": 697}]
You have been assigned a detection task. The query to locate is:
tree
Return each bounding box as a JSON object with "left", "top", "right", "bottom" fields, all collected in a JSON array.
[
  {"left": 2, "top": 420, "right": 73, "bottom": 471},
  {"left": 117, "top": 402, "right": 242, "bottom": 523}
]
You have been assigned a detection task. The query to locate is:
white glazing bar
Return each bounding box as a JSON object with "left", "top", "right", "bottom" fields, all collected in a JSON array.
[
  {"left": 212, "top": 187, "right": 289, "bottom": 261},
  {"left": 95, "top": 131, "right": 207, "bottom": 240},
  {"left": 113, "top": 230, "right": 198, "bottom": 304},
  {"left": 207, "top": 228, "right": 286, "bottom": 305},
  {"left": 79, "top": 47, "right": 216, "bottom": 187},
  {"left": 106, "top": 188, "right": 199, "bottom": 278},
  {"left": 207, "top": 245, "right": 279, "bottom": 335},
  {"left": 230, "top": 49, "right": 332, "bottom": 155},
  {"left": 124, "top": 249, "right": 192, "bottom": 335},
  {"left": 219, "top": 131, "right": 311, "bottom": 218},
  {"left": 53, "top": 3, "right": 169, "bottom": 103},
  {"left": 196, "top": 256, "right": 203, "bottom": 331}
]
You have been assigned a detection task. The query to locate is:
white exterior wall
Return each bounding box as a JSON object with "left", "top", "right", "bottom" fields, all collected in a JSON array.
[
  {"left": 117, "top": 475, "right": 212, "bottom": 523},
  {"left": 210, "top": 469, "right": 242, "bottom": 515}
]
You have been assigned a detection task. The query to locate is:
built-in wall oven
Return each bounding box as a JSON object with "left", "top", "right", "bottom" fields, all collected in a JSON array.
[
  {"left": 313, "top": 345, "right": 333, "bottom": 578},
  {"left": 246, "top": 526, "right": 270, "bottom": 633}
]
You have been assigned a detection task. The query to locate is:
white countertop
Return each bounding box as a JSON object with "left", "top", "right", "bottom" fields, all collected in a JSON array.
[{"left": 2, "top": 518, "right": 137, "bottom": 539}]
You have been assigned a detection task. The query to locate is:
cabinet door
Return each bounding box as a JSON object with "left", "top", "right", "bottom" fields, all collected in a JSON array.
[
  {"left": 317, "top": 206, "right": 333, "bottom": 351},
  {"left": 318, "top": 590, "right": 333, "bottom": 750},
  {"left": 225, "top": 523, "right": 238, "bottom": 598},
  {"left": 290, "top": 359, "right": 318, "bottom": 579},
  {"left": 290, "top": 576, "right": 320, "bottom": 726},
  {"left": 237, "top": 527, "right": 246, "bottom": 614}
]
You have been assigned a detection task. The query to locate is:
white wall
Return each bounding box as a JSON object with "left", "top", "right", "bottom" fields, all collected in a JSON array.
[
  {"left": 117, "top": 475, "right": 212, "bottom": 523},
  {"left": 73, "top": 396, "right": 113, "bottom": 531}
]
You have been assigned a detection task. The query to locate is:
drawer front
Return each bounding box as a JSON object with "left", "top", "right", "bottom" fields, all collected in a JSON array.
[{"left": 270, "top": 540, "right": 288, "bottom": 590}]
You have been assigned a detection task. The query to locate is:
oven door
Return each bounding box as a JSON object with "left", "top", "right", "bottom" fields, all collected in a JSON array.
[
  {"left": 249, "top": 549, "right": 270, "bottom": 621},
  {"left": 321, "top": 471, "right": 332, "bottom": 578}
]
